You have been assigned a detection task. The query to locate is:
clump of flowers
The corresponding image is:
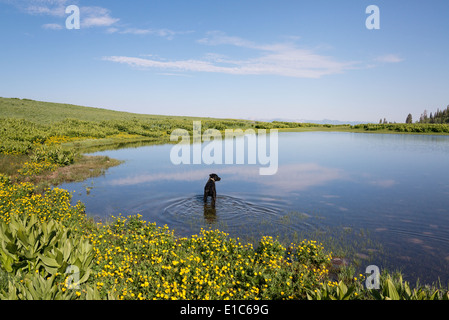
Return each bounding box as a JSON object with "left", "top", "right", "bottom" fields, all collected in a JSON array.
[
  {"left": 43, "top": 136, "right": 73, "bottom": 146},
  {"left": 88, "top": 215, "right": 333, "bottom": 300},
  {"left": 0, "top": 174, "right": 85, "bottom": 227},
  {"left": 17, "top": 161, "right": 59, "bottom": 177}
]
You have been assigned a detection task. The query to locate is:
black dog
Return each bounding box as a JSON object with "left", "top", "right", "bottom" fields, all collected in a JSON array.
[{"left": 204, "top": 173, "right": 221, "bottom": 207}]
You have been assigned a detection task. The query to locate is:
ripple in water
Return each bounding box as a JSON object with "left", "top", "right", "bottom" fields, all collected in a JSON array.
[{"left": 158, "top": 194, "right": 316, "bottom": 241}]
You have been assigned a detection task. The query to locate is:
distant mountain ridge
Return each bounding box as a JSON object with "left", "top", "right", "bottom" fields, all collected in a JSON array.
[{"left": 248, "top": 117, "right": 369, "bottom": 125}]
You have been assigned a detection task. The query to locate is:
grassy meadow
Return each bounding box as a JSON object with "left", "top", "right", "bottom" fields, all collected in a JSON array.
[{"left": 1, "top": 97, "right": 449, "bottom": 300}]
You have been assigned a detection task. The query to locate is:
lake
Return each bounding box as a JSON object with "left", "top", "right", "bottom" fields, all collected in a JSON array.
[{"left": 60, "top": 131, "right": 449, "bottom": 285}]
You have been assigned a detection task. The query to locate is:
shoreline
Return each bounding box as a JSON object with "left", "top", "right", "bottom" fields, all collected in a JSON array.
[
  {"left": 277, "top": 126, "right": 449, "bottom": 136},
  {"left": 44, "top": 127, "right": 449, "bottom": 189}
]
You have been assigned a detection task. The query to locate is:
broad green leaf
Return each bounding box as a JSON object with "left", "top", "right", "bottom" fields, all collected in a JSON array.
[
  {"left": 55, "top": 249, "right": 63, "bottom": 265},
  {"left": 38, "top": 254, "right": 60, "bottom": 268},
  {"left": 0, "top": 250, "right": 13, "bottom": 273},
  {"left": 16, "top": 229, "right": 30, "bottom": 247},
  {"left": 79, "top": 268, "right": 91, "bottom": 284},
  {"left": 63, "top": 241, "right": 72, "bottom": 261},
  {"left": 385, "top": 279, "right": 400, "bottom": 300},
  {"left": 5, "top": 242, "right": 18, "bottom": 255}
]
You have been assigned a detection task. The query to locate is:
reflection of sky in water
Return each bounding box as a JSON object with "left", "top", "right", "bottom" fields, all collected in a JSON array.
[
  {"left": 61, "top": 132, "right": 449, "bottom": 284},
  {"left": 94, "top": 131, "right": 446, "bottom": 209},
  {"left": 108, "top": 163, "right": 344, "bottom": 193}
]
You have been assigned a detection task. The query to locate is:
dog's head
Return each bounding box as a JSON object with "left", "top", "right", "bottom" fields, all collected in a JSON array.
[{"left": 209, "top": 173, "right": 221, "bottom": 182}]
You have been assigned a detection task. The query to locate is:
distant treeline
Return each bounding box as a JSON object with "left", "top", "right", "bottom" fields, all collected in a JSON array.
[
  {"left": 352, "top": 123, "right": 449, "bottom": 134},
  {"left": 365, "top": 105, "right": 449, "bottom": 134},
  {"left": 406, "top": 105, "right": 449, "bottom": 124}
]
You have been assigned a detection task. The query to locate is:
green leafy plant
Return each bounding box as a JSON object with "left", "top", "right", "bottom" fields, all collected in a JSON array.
[
  {"left": 369, "top": 273, "right": 449, "bottom": 300},
  {"left": 1, "top": 272, "right": 74, "bottom": 300},
  {"left": 0, "top": 213, "right": 95, "bottom": 299},
  {"left": 307, "top": 280, "right": 358, "bottom": 300},
  {"left": 30, "top": 145, "right": 75, "bottom": 166}
]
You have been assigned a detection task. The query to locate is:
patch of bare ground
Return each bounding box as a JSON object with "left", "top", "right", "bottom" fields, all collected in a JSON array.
[{"left": 22, "top": 155, "right": 123, "bottom": 192}]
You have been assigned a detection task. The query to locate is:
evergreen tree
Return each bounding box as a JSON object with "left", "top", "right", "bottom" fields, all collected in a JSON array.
[
  {"left": 415, "top": 105, "right": 449, "bottom": 124},
  {"left": 405, "top": 113, "right": 413, "bottom": 124}
]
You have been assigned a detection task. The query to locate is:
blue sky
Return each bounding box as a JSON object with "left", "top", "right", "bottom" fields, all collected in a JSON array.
[{"left": 0, "top": 0, "right": 448, "bottom": 123}]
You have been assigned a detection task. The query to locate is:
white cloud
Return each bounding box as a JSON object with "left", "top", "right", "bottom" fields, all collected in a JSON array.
[
  {"left": 103, "top": 56, "right": 243, "bottom": 74},
  {"left": 120, "top": 28, "right": 152, "bottom": 35},
  {"left": 103, "top": 32, "right": 357, "bottom": 78},
  {"left": 119, "top": 28, "right": 193, "bottom": 40},
  {"left": 197, "top": 31, "right": 256, "bottom": 48},
  {"left": 42, "top": 23, "right": 63, "bottom": 30},
  {"left": 3, "top": 1, "right": 194, "bottom": 38},
  {"left": 106, "top": 27, "right": 119, "bottom": 34},
  {"left": 81, "top": 6, "right": 119, "bottom": 28},
  {"left": 6, "top": 0, "right": 68, "bottom": 16},
  {"left": 3, "top": 1, "right": 120, "bottom": 29},
  {"left": 375, "top": 54, "right": 404, "bottom": 63}
]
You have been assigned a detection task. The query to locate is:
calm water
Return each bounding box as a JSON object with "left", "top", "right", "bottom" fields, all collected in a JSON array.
[{"left": 60, "top": 132, "right": 449, "bottom": 284}]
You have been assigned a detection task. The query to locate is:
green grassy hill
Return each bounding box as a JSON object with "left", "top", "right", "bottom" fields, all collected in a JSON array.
[
  {"left": 0, "top": 97, "right": 223, "bottom": 124},
  {"left": 0, "top": 97, "right": 335, "bottom": 133},
  {"left": 0, "top": 97, "right": 264, "bottom": 158}
]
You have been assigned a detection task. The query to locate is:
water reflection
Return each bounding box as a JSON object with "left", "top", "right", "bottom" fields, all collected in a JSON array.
[
  {"left": 109, "top": 162, "right": 344, "bottom": 194},
  {"left": 203, "top": 204, "right": 217, "bottom": 224}
]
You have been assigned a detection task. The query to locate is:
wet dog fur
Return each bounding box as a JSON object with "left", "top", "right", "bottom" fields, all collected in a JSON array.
[{"left": 203, "top": 173, "right": 221, "bottom": 207}]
